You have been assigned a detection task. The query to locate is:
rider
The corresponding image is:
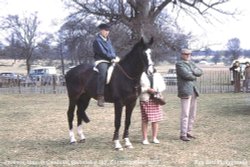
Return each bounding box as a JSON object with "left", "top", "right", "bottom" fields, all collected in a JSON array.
[{"left": 93, "top": 23, "right": 119, "bottom": 107}]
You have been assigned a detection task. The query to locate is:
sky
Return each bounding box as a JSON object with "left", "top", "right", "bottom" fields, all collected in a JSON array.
[
  {"left": 0, "top": 0, "right": 249, "bottom": 50},
  {"left": 0, "top": 0, "right": 68, "bottom": 37},
  {"left": 171, "top": 0, "right": 250, "bottom": 50}
]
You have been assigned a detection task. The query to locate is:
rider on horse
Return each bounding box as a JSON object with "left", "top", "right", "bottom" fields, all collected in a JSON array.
[{"left": 93, "top": 23, "right": 120, "bottom": 107}]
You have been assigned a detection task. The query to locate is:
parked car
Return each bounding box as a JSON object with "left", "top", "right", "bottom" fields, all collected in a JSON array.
[
  {"left": 0, "top": 72, "right": 25, "bottom": 81},
  {"left": 29, "top": 66, "right": 57, "bottom": 80},
  {"left": 163, "top": 68, "right": 177, "bottom": 85},
  {"left": 0, "top": 72, "right": 26, "bottom": 87},
  {"left": 198, "top": 60, "right": 210, "bottom": 65}
]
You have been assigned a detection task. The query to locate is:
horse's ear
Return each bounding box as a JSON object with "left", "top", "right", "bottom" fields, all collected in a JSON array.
[
  {"left": 140, "top": 36, "right": 153, "bottom": 44},
  {"left": 148, "top": 37, "right": 154, "bottom": 45},
  {"left": 140, "top": 37, "right": 145, "bottom": 44}
]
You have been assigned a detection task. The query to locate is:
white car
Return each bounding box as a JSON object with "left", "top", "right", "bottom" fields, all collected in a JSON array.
[{"left": 163, "top": 68, "right": 177, "bottom": 85}]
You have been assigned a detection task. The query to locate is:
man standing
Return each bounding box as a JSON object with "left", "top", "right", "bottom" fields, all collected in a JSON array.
[
  {"left": 230, "top": 61, "right": 241, "bottom": 93},
  {"left": 175, "top": 49, "right": 203, "bottom": 141},
  {"left": 93, "top": 23, "right": 119, "bottom": 107},
  {"left": 244, "top": 62, "right": 250, "bottom": 92}
]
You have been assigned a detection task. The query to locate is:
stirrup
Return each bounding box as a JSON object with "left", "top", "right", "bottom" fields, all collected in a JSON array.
[{"left": 97, "top": 96, "right": 104, "bottom": 107}]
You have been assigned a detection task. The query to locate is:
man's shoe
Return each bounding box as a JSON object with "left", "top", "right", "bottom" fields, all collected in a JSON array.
[
  {"left": 180, "top": 136, "right": 191, "bottom": 141},
  {"left": 97, "top": 96, "right": 104, "bottom": 107},
  {"left": 187, "top": 133, "right": 196, "bottom": 139}
]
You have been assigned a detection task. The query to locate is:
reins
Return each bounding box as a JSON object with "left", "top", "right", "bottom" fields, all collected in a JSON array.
[
  {"left": 115, "top": 49, "right": 152, "bottom": 81},
  {"left": 115, "top": 63, "right": 141, "bottom": 97},
  {"left": 116, "top": 64, "right": 136, "bottom": 80}
]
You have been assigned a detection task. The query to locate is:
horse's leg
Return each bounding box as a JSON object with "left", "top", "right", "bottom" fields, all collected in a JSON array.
[
  {"left": 76, "top": 95, "right": 91, "bottom": 143},
  {"left": 123, "top": 100, "right": 136, "bottom": 149},
  {"left": 113, "top": 101, "right": 123, "bottom": 150},
  {"left": 67, "top": 99, "right": 77, "bottom": 144}
]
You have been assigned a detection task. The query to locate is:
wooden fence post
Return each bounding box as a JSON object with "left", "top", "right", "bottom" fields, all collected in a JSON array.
[
  {"left": 53, "top": 75, "right": 56, "bottom": 94},
  {"left": 18, "top": 75, "right": 21, "bottom": 94}
]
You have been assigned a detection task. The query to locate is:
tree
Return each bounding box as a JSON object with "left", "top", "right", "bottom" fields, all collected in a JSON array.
[
  {"left": 0, "top": 13, "right": 41, "bottom": 74},
  {"left": 35, "top": 34, "right": 58, "bottom": 60},
  {"left": 212, "top": 51, "right": 221, "bottom": 64},
  {"left": 226, "top": 37, "right": 241, "bottom": 62},
  {"left": 58, "top": 17, "right": 111, "bottom": 65},
  {"left": 61, "top": 0, "right": 234, "bottom": 62},
  {"left": 3, "top": 34, "right": 24, "bottom": 62},
  {"left": 65, "top": 0, "right": 232, "bottom": 39}
]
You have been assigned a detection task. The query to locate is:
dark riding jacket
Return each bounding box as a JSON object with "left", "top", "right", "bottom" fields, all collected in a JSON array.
[
  {"left": 93, "top": 34, "right": 116, "bottom": 61},
  {"left": 176, "top": 60, "right": 203, "bottom": 98}
]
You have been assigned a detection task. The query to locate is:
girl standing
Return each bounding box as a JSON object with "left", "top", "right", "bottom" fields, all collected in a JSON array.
[{"left": 140, "top": 70, "right": 166, "bottom": 144}]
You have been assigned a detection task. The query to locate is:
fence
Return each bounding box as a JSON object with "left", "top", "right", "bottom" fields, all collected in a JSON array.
[
  {"left": 0, "top": 75, "right": 66, "bottom": 94},
  {"left": 0, "top": 69, "right": 246, "bottom": 94},
  {"left": 165, "top": 69, "right": 236, "bottom": 94}
]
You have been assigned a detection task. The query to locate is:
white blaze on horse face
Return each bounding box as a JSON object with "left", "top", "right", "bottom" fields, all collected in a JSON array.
[
  {"left": 145, "top": 49, "right": 154, "bottom": 74},
  {"left": 145, "top": 49, "right": 153, "bottom": 65}
]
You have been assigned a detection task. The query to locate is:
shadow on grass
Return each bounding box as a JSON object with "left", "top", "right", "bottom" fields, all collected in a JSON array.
[
  {"left": 46, "top": 137, "right": 114, "bottom": 151},
  {"left": 3, "top": 136, "right": 115, "bottom": 157},
  {"left": 221, "top": 105, "right": 250, "bottom": 116}
]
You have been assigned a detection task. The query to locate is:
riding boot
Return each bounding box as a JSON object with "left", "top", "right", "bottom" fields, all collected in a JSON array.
[{"left": 97, "top": 95, "right": 105, "bottom": 107}]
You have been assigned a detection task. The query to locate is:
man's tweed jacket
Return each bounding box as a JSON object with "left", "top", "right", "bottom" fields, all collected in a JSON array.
[{"left": 175, "top": 60, "right": 203, "bottom": 98}]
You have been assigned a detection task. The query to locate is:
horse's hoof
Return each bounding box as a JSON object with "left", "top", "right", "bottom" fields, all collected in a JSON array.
[
  {"left": 79, "top": 139, "right": 86, "bottom": 143},
  {"left": 115, "top": 147, "right": 123, "bottom": 151},
  {"left": 125, "top": 145, "right": 134, "bottom": 149},
  {"left": 70, "top": 141, "right": 77, "bottom": 145}
]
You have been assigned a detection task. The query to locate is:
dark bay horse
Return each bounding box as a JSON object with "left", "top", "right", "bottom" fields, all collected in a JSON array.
[{"left": 65, "top": 37, "right": 154, "bottom": 150}]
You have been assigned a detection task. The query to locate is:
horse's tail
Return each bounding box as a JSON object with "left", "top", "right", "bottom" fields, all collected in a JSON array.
[
  {"left": 77, "top": 95, "right": 91, "bottom": 123},
  {"left": 81, "top": 111, "right": 90, "bottom": 123}
]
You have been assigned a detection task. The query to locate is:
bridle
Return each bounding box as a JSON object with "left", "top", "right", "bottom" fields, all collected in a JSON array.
[
  {"left": 116, "top": 64, "right": 136, "bottom": 80},
  {"left": 140, "top": 48, "right": 155, "bottom": 75},
  {"left": 115, "top": 48, "right": 154, "bottom": 81}
]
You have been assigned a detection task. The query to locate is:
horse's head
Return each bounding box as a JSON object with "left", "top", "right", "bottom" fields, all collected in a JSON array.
[
  {"left": 119, "top": 37, "right": 155, "bottom": 79},
  {"left": 138, "top": 37, "right": 155, "bottom": 75}
]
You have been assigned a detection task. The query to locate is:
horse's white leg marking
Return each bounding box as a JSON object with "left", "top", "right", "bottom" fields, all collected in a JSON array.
[
  {"left": 77, "top": 124, "right": 85, "bottom": 141},
  {"left": 69, "top": 130, "right": 77, "bottom": 144},
  {"left": 114, "top": 140, "right": 123, "bottom": 151},
  {"left": 124, "top": 138, "right": 133, "bottom": 149}
]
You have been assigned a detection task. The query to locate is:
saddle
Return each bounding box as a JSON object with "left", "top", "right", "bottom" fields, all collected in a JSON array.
[{"left": 93, "top": 60, "right": 115, "bottom": 84}]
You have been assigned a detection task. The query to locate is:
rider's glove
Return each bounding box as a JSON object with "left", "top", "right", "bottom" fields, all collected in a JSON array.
[{"left": 111, "top": 57, "right": 120, "bottom": 63}]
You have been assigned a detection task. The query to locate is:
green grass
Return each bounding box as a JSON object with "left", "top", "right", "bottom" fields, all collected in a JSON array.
[{"left": 0, "top": 93, "right": 249, "bottom": 167}]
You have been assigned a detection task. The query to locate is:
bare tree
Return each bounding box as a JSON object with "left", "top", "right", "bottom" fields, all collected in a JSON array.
[
  {"left": 0, "top": 13, "right": 41, "bottom": 74},
  {"left": 35, "top": 34, "right": 59, "bottom": 60},
  {"left": 227, "top": 37, "right": 241, "bottom": 62},
  {"left": 58, "top": 18, "right": 98, "bottom": 65},
  {"left": 60, "top": 0, "right": 234, "bottom": 63},
  {"left": 3, "top": 34, "right": 24, "bottom": 63},
  {"left": 64, "top": 0, "right": 234, "bottom": 40}
]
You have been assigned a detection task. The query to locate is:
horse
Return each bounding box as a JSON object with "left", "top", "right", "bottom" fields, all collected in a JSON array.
[{"left": 65, "top": 37, "right": 154, "bottom": 150}]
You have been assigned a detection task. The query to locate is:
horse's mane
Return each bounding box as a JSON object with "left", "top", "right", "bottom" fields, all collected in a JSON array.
[{"left": 119, "top": 40, "right": 143, "bottom": 63}]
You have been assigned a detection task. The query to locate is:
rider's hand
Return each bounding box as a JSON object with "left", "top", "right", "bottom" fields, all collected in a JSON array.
[{"left": 111, "top": 57, "right": 120, "bottom": 63}]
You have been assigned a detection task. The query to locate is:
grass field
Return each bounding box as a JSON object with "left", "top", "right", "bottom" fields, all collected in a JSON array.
[{"left": 0, "top": 93, "right": 249, "bottom": 167}]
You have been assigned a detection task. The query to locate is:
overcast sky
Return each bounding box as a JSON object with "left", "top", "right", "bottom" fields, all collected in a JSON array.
[
  {"left": 0, "top": 0, "right": 249, "bottom": 50},
  {"left": 175, "top": 0, "right": 250, "bottom": 50},
  {"left": 0, "top": 0, "right": 68, "bottom": 35}
]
